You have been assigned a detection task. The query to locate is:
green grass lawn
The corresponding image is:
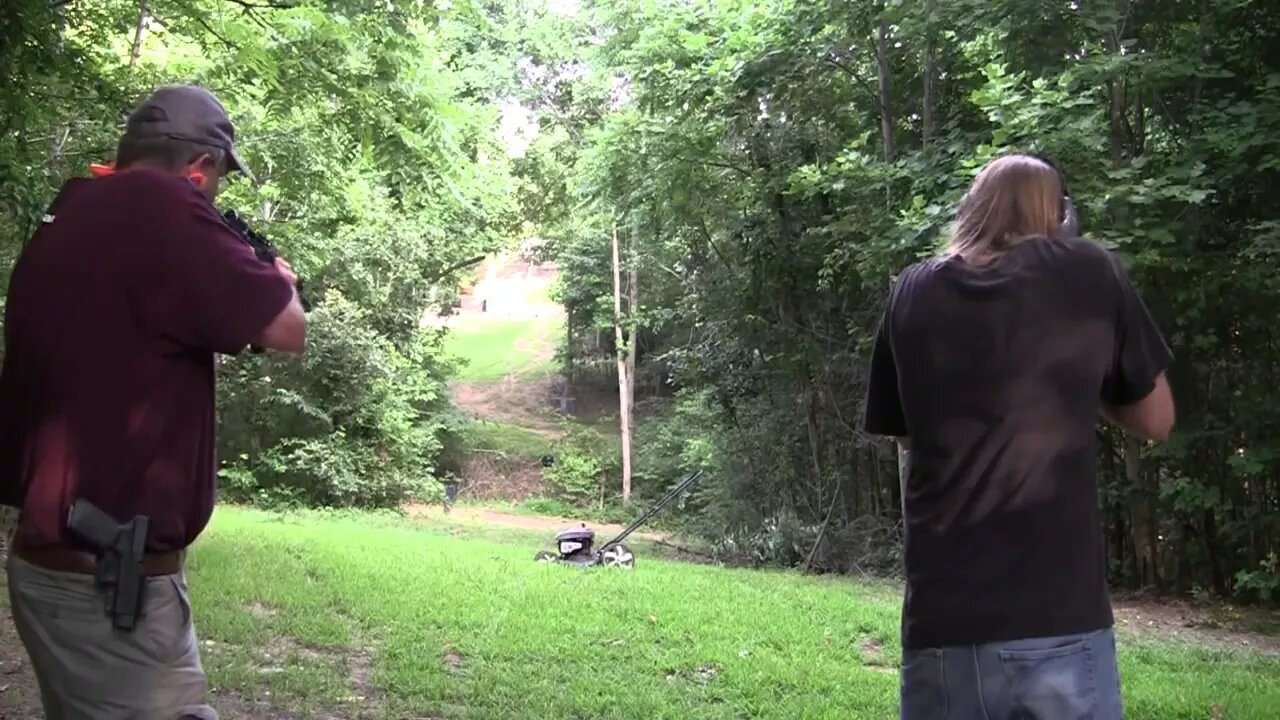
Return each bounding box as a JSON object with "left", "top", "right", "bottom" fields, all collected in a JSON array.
[
  {"left": 444, "top": 316, "right": 563, "bottom": 383},
  {"left": 187, "top": 507, "right": 1280, "bottom": 719}
]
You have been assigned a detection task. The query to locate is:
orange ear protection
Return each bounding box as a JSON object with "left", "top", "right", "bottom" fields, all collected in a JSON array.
[{"left": 87, "top": 161, "right": 206, "bottom": 186}]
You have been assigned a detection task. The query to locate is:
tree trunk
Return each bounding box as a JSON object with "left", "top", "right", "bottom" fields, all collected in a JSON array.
[
  {"left": 626, "top": 225, "right": 638, "bottom": 427},
  {"left": 45, "top": 0, "right": 70, "bottom": 169},
  {"left": 612, "top": 226, "right": 633, "bottom": 504},
  {"left": 921, "top": 0, "right": 938, "bottom": 151},
  {"left": 1125, "top": 438, "right": 1154, "bottom": 587},
  {"left": 804, "top": 389, "right": 824, "bottom": 485},
  {"left": 1203, "top": 508, "right": 1227, "bottom": 594},
  {"left": 875, "top": 18, "right": 896, "bottom": 162},
  {"left": 1105, "top": 23, "right": 1163, "bottom": 590},
  {"left": 129, "top": 0, "right": 149, "bottom": 70},
  {"left": 565, "top": 306, "right": 575, "bottom": 385},
  {"left": 1104, "top": 31, "right": 1127, "bottom": 168}
]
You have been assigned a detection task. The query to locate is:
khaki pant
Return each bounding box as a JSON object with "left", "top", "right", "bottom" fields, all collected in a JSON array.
[{"left": 6, "top": 553, "right": 217, "bottom": 720}]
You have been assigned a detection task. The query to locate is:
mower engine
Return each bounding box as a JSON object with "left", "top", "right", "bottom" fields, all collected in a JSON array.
[
  {"left": 556, "top": 524, "right": 595, "bottom": 562},
  {"left": 535, "top": 522, "right": 635, "bottom": 568}
]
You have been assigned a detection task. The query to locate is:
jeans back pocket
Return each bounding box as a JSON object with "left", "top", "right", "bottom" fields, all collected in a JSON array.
[
  {"left": 901, "top": 648, "right": 948, "bottom": 719},
  {"left": 998, "top": 637, "right": 1096, "bottom": 719}
]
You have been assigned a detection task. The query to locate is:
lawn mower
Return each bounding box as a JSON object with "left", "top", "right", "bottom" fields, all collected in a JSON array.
[{"left": 534, "top": 469, "right": 703, "bottom": 569}]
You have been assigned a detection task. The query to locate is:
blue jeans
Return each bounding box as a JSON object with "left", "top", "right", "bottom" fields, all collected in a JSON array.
[{"left": 900, "top": 628, "right": 1123, "bottom": 719}]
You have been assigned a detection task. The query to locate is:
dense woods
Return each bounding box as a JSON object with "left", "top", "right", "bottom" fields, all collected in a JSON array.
[
  {"left": 3, "top": 0, "right": 1278, "bottom": 604},
  {"left": 526, "top": 0, "right": 1280, "bottom": 602}
]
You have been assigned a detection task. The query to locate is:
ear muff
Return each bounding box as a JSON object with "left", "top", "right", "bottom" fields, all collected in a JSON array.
[{"left": 1060, "top": 193, "right": 1080, "bottom": 237}]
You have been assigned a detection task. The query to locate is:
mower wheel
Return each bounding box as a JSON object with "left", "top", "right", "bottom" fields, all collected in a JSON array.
[
  {"left": 600, "top": 543, "right": 635, "bottom": 568},
  {"left": 534, "top": 550, "right": 557, "bottom": 563}
]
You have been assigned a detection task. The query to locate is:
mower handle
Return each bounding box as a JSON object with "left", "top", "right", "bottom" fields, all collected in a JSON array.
[{"left": 599, "top": 469, "right": 704, "bottom": 552}]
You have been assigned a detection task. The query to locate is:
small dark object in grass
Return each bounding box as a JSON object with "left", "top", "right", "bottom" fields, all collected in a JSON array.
[{"left": 540, "top": 454, "right": 555, "bottom": 468}]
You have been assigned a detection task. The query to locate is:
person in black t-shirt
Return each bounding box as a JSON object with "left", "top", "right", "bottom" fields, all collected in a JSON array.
[{"left": 864, "top": 154, "right": 1175, "bottom": 720}]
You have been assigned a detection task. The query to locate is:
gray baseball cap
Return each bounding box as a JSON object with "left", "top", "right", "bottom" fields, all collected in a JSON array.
[{"left": 125, "top": 84, "right": 255, "bottom": 183}]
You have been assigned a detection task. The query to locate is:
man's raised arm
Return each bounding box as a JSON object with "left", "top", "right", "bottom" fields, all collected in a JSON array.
[
  {"left": 1101, "top": 255, "right": 1175, "bottom": 442},
  {"left": 254, "top": 257, "right": 306, "bottom": 354},
  {"left": 140, "top": 178, "right": 306, "bottom": 356}
]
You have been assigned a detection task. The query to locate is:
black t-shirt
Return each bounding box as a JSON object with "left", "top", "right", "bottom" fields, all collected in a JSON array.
[{"left": 864, "top": 236, "right": 1173, "bottom": 650}]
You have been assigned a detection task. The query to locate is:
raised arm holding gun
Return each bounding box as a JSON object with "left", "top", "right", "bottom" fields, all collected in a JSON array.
[{"left": 0, "top": 85, "right": 306, "bottom": 720}]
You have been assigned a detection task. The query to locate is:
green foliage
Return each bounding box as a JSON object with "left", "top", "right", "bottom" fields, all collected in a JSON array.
[
  {"left": 5, "top": 0, "right": 1280, "bottom": 605},
  {"left": 542, "top": 451, "right": 601, "bottom": 503},
  {"left": 1235, "top": 554, "right": 1280, "bottom": 603},
  {"left": 217, "top": 291, "right": 450, "bottom": 508},
  {"left": 521, "top": 0, "right": 1280, "bottom": 602},
  {"left": 1, "top": 0, "right": 522, "bottom": 510},
  {"left": 542, "top": 423, "right": 616, "bottom": 504}
]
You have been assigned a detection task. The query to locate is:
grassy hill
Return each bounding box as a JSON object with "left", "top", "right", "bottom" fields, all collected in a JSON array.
[
  {"left": 169, "top": 508, "right": 1280, "bottom": 719},
  {"left": 444, "top": 316, "right": 563, "bottom": 384}
]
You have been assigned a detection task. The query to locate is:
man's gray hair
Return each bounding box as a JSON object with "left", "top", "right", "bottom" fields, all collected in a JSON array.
[{"left": 114, "top": 134, "right": 227, "bottom": 173}]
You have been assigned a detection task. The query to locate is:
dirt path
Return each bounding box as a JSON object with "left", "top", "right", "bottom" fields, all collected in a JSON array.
[
  {"left": 0, "top": 603, "right": 40, "bottom": 720},
  {"left": 1111, "top": 594, "right": 1280, "bottom": 656}
]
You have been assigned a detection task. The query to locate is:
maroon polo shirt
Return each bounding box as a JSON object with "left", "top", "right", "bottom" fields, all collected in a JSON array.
[{"left": 0, "top": 168, "right": 293, "bottom": 553}]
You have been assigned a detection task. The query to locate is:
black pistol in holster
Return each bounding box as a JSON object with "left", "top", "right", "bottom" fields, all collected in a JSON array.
[
  {"left": 221, "top": 210, "right": 312, "bottom": 352},
  {"left": 65, "top": 499, "right": 149, "bottom": 631}
]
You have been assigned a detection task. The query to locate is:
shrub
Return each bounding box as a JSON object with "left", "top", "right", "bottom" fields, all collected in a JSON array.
[
  {"left": 1234, "top": 553, "right": 1280, "bottom": 602},
  {"left": 542, "top": 450, "right": 603, "bottom": 503},
  {"left": 542, "top": 423, "right": 616, "bottom": 505},
  {"left": 216, "top": 290, "right": 449, "bottom": 509}
]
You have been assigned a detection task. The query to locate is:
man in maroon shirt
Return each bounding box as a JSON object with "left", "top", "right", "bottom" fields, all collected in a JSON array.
[{"left": 0, "top": 85, "right": 306, "bottom": 719}]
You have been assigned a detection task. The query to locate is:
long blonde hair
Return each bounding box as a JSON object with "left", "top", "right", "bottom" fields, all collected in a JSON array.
[{"left": 944, "top": 154, "right": 1065, "bottom": 265}]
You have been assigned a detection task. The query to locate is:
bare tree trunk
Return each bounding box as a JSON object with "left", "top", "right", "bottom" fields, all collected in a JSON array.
[
  {"left": 1103, "top": 20, "right": 1162, "bottom": 589},
  {"left": 875, "top": 18, "right": 896, "bottom": 162},
  {"left": 129, "top": 0, "right": 150, "bottom": 70},
  {"left": 804, "top": 486, "right": 841, "bottom": 574},
  {"left": 1104, "top": 31, "right": 1127, "bottom": 168},
  {"left": 626, "top": 227, "right": 638, "bottom": 430},
  {"left": 921, "top": 0, "right": 938, "bottom": 151},
  {"left": 47, "top": 3, "right": 70, "bottom": 168},
  {"left": 612, "top": 226, "right": 633, "bottom": 504},
  {"left": 565, "top": 306, "right": 576, "bottom": 385},
  {"left": 1193, "top": 0, "right": 1208, "bottom": 106},
  {"left": 1125, "top": 437, "right": 1155, "bottom": 587},
  {"left": 871, "top": 20, "right": 908, "bottom": 515},
  {"left": 872, "top": 447, "right": 886, "bottom": 517}
]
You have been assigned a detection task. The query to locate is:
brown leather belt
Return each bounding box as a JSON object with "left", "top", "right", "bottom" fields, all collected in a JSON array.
[{"left": 13, "top": 538, "right": 183, "bottom": 577}]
